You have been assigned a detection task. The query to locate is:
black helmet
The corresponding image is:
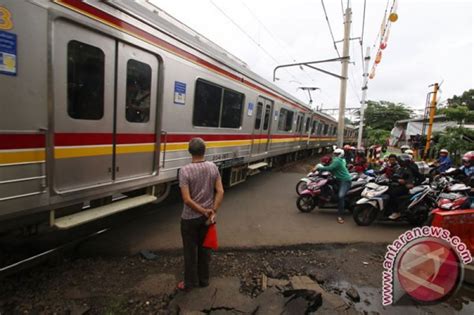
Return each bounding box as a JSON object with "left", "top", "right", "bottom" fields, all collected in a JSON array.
[{"left": 397, "top": 154, "right": 412, "bottom": 166}]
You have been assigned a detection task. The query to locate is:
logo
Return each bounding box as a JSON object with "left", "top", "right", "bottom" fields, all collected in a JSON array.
[{"left": 382, "top": 226, "right": 472, "bottom": 305}]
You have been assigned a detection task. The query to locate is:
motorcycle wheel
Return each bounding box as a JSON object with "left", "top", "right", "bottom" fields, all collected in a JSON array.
[
  {"left": 296, "top": 180, "right": 308, "bottom": 195},
  {"left": 407, "top": 204, "right": 429, "bottom": 227},
  {"left": 296, "top": 195, "right": 317, "bottom": 213},
  {"left": 353, "top": 204, "right": 378, "bottom": 226}
]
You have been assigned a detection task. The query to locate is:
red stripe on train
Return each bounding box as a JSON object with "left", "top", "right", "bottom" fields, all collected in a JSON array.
[{"left": 0, "top": 134, "right": 45, "bottom": 150}]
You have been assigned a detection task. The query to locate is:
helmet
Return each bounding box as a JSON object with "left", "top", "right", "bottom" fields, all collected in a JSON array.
[
  {"left": 462, "top": 151, "right": 474, "bottom": 165},
  {"left": 320, "top": 155, "right": 332, "bottom": 165},
  {"left": 405, "top": 149, "right": 414, "bottom": 156},
  {"left": 333, "top": 148, "right": 344, "bottom": 157},
  {"left": 400, "top": 145, "right": 410, "bottom": 150},
  {"left": 343, "top": 145, "right": 351, "bottom": 150},
  {"left": 350, "top": 146, "right": 356, "bottom": 151},
  {"left": 357, "top": 149, "right": 365, "bottom": 156},
  {"left": 398, "top": 154, "right": 412, "bottom": 166},
  {"left": 439, "top": 149, "right": 449, "bottom": 154}
]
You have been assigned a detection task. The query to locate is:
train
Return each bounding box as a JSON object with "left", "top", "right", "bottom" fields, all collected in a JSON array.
[{"left": 0, "top": 0, "right": 357, "bottom": 232}]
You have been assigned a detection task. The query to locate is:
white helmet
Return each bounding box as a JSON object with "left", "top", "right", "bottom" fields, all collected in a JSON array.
[
  {"left": 405, "top": 149, "right": 414, "bottom": 156},
  {"left": 440, "top": 149, "right": 449, "bottom": 154},
  {"left": 333, "top": 148, "right": 344, "bottom": 157},
  {"left": 400, "top": 145, "right": 410, "bottom": 150}
]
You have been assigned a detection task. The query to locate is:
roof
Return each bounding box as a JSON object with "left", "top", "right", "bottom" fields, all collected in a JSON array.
[
  {"left": 105, "top": 0, "right": 335, "bottom": 121},
  {"left": 395, "top": 115, "right": 447, "bottom": 124}
]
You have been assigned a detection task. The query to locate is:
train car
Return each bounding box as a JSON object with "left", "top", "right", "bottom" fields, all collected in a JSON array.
[{"left": 0, "top": 0, "right": 356, "bottom": 231}]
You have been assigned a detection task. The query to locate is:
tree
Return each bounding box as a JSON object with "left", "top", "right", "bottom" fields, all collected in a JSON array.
[
  {"left": 361, "top": 100, "right": 413, "bottom": 131},
  {"left": 442, "top": 105, "right": 474, "bottom": 124},
  {"left": 366, "top": 127, "right": 391, "bottom": 146},
  {"left": 447, "top": 89, "right": 474, "bottom": 110},
  {"left": 434, "top": 127, "right": 474, "bottom": 163}
]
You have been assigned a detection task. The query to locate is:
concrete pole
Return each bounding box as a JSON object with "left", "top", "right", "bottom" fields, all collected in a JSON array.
[
  {"left": 336, "top": 7, "right": 352, "bottom": 148},
  {"left": 357, "top": 46, "right": 371, "bottom": 148}
]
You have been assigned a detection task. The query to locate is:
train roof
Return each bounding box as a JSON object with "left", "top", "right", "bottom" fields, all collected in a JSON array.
[{"left": 104, "top": 0, "right": 337, "bottom": 123}]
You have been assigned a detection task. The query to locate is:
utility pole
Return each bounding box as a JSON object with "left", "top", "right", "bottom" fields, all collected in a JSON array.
[
  {"left": 357, "top": 47, "right": 371, "bottom": 148},
  {"left": 336, "top": 7, "right": 352, "bottom": 148},
  {"left": 423, "top": 83, "right": 439, "bottom": 159}
]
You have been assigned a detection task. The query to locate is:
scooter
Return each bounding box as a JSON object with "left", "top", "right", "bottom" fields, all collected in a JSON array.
[
  {"left": 296, "top": 172, "right": 371, "bottom": 213},
  {"left": 352, "top": 176, "right": 436, "bottom": 226},
  {"left": 296, "top": 170, "right": 373, "bottom": 196}
]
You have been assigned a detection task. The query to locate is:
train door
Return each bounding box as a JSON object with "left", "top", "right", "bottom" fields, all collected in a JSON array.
[
  {"left": 53, "top": 21, "right": 116, "bottom": 191},
  {"left": 115, "top": 43, "right": 159, "bottom": 180},
  {"left": 251, "top": 97, "right": 273, "bottom": 155}
]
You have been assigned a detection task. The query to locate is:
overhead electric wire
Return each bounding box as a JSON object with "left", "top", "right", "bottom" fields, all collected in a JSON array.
[
  {"left": 321, "top": 0, "right": 341, "bottom": 58},
  {"left": 360, "top": 0, "right": 367, "bottom": 67},
  {"left": 208, "top": 0, "right": 299, "bottom": 81},
  {"left": 240, "top": 0, "right": 315, "bottom": 83}
]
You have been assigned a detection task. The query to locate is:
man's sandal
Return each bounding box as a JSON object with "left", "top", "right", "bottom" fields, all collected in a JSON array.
[
  {"left": 337, "top": 217, "right": 345, "bottom": 224},
  {"left": 177, "top": 281, "right": 192, "bottom": 292}
]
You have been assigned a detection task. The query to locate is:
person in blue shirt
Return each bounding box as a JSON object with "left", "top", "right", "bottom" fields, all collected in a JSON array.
[{"left": 435, "top": 149, "right": 452, "bottom": 173}]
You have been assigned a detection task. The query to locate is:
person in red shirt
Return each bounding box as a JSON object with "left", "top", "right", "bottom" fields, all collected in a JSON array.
[{"left": 353, "top": 149, "right": 368, "bottom": 173}]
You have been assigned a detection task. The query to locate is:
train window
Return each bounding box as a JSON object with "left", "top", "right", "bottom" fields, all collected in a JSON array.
[
  {"left": 221, "top": 89, "right": 244, "bottom": 128},
  {"left": 277, "top": 108, "right": 294, "bottom": 131},
  {"left": 296, "top": 116, "right": 301, "bottom": 133},
  {"left": 193, "top": 80, "right": 222, "bottom": 127},
  {"left": 126, "top": 59, "right": 151, "bottom": 123},
  {"left": 263, "top": 104, "right": 271, "bottom": 130},
  {"left": 67, "top": 40, "right": 104, "bottom": 120},
  {"left": 254, "top": 102, "right": 263, "bottom": 129},
  {"left": 323, "top": 124, "right": 328, "bottom": 135},
  {"left": 305, "top": 118, "right": 311, "bottom": 133},
  {"left": 193, "top": 79, "right": 243, "bottom": 128}
]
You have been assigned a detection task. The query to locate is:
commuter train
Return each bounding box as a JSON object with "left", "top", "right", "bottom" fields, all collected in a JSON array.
[{"left": 0, "top": 0, "right": 357, "bottom": 231}]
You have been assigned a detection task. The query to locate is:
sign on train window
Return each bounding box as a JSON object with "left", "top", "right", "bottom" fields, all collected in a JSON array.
[
  {"left": 67, "top": 40, "right": 104, "bottom": 120},
  {"left": 193, "top": 79, "right": 243, "bottom": 128},
  {"left": 126, "top": 59, "right": 151, "bottom": 123}
]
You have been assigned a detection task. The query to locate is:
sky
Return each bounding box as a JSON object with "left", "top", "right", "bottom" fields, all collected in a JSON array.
[{"left": 149, "top": 0, "right": 473, "bottom": 118}]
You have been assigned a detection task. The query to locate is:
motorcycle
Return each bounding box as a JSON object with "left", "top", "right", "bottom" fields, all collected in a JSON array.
[
  {"left": 296, "top": 171, "right": 371, "bottom": 213},
  {"left": 352, "top": 176, "right": 436, "bottom": 226},
  {"left": 296, "top": 170, "right": 374, "bottom": 196}
]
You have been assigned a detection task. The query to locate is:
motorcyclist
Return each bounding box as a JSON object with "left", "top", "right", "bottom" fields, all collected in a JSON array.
[
  {"left": 433, "top": 149, "right": 452, "bottom": 173},
  {"left": 387, "top": 154, "right": 415, "bottom": 220},
  {"left": 343, "top": 145, "right": 354, "bottom": 165},
  {"left": 353, "top": 149, "right": 368, "bottom": 173},
  {"left": 315, "top": 148, "right": 352, "bottom": 224},
  {"left": 446, "top": 151, "right": 474, "bottom": 187},
  {"left": 379, "top": 154, "right": 400, "bottom": 178}
]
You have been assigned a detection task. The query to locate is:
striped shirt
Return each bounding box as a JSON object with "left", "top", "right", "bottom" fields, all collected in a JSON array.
[{"left": 179, "top": 161, "right": 221, "bottom": 220}]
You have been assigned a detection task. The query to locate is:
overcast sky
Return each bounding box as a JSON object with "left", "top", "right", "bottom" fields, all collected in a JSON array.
[{"left": 150, "top": 0, "right": 473, "bottom": 117}]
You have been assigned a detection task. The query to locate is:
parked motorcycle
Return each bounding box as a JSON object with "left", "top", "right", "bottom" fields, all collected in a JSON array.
[
  {"left": 296, "top": 172, "right": 370, "bottom": 213},
  {"left": 352, "top": 176, "right": 437, "bottom": 226}
]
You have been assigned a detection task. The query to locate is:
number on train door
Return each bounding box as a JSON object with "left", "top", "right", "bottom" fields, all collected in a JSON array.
[{"left": 115, "top": 43, "right": 159, "bottom": 180}]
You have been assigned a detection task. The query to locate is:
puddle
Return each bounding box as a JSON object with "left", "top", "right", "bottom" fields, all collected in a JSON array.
[{"left": 327, "top": 280, "right": 474, "bottom": 314}]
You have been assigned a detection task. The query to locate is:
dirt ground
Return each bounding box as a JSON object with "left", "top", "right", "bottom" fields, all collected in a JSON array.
[{"left": 1, "top": 243, "right": 473, "bottom": 314}]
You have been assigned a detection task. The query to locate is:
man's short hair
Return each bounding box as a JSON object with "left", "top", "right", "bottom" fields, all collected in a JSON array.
[
  {"left": 188, "top": 137, "right": 206, "bottom": 156},
  {"left": 388, "top": 154, "right": 397, "bottom": 159}
]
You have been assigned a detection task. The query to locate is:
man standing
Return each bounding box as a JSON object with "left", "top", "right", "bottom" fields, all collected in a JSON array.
[
  {"left": 178, "top": 138, "right": 224, "bottom": 291},
  {"left": 316, "top": 148, "right": 352, "bottom": 224}
]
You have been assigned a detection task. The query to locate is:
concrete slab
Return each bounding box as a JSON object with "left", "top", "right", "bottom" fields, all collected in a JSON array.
[
  {"left": 290, "top": 276, "right": 347, "bottom": 311},
  {"left": 169, "top": 277, "right": 255, "bottom": 313},
  {"left": 134, "top": 273, "right": 176, "bottom": 296}
]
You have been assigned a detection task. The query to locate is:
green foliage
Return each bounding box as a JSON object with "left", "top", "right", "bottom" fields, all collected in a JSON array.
[
  {"left": 435, "top": 127, "right": 474, "bottom": 161},
  {"left": 366, "top": 127, "right": 391, "bottom": 146},
  {"left": 442, "top": 105, "right": 474, "bottom": 124},
  {"left": 448, "top": 89, "right": 474, "bottom": 110},
  {"left": 362, "top": 100, "right": 413, "bottom": 131}
]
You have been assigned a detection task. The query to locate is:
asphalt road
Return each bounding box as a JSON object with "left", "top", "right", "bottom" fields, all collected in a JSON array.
[{"left": 82, "top": 165, "right": 409, "bottom": 256}]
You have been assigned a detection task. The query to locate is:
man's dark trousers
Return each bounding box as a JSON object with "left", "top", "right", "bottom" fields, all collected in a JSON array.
[{"left": 181, "top": 216, "right": 211, "bottom": 288}]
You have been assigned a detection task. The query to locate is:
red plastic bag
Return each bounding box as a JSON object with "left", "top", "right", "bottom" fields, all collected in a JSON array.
[{"left": 203, "top": 224, "right": 218, "bottom": 250}]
